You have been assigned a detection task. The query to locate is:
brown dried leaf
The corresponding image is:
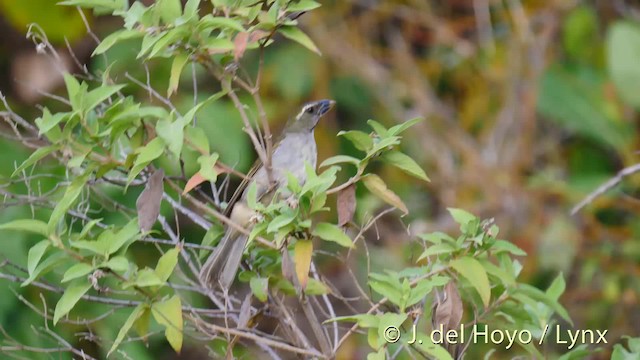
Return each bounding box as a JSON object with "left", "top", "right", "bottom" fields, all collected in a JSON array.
[
  {"left": 136, "top": 169, "right": 164, "bottom": 232},
  {"left": 281, "top": 246, "right": 295, "bottom": 284},
  {"left": 337, "top": 184, "right": 356, "bottom": 227},
  {"left": 432, "top": 281, "right": 463, "bottom": 358},
  {"left": 238, "top": 293, "right": 253, "bottom": 328}
]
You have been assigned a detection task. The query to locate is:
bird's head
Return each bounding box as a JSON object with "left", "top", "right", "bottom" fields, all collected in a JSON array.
[{"left": 285, "top": 99, "right": 335, "bottom": 133}]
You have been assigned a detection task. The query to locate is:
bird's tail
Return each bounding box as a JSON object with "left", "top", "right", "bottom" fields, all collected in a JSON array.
[{"left": 199, "top": 230, "right": 248, "bottom": 290}]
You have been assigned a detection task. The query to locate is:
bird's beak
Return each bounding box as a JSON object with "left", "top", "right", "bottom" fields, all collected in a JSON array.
[{"left": 317, "top": 99, "right": 336, "bottom": 116}]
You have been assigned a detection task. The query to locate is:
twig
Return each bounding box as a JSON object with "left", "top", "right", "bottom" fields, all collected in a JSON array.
[
  {"left": 189, "top": 314, "right": 326, "bottom": 358},
  {"left": 571, "top": 163, "right": 640, "bottom": 215}
]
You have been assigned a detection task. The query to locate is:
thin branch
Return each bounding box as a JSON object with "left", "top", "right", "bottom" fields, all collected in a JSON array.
[{"left": 571, "top": 163, "right": 640, "bottom": 215}]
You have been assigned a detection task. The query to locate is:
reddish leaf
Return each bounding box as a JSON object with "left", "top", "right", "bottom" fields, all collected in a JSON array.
[
  {"left": 337, "top": 184, "right": 356, "bottom": 227},
  {"left": 234, "top": 32, "right": 250, "bottom": 61},
  {"left": 183, "top": 164, "right": 227, "bottom": 194},
  {"left": 183, "top": 172, "right": 205, "bottom": 194},
  {"left": 249, "top": 30, "right": 270, "bottom": 43}
]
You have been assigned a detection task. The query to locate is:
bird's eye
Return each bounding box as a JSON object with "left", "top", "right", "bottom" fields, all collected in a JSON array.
[{"left": 306, "top": 107, "right": 314, "bottom": 114}]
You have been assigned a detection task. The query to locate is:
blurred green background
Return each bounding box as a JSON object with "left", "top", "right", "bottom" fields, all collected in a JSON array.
[{"left": 1, "top": 0, "right": 640, "bottom": 358}]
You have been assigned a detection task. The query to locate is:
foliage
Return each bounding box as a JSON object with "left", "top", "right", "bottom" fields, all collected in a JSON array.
[{"left": 0, "top": 0, "right": 639, "bottom": 359}]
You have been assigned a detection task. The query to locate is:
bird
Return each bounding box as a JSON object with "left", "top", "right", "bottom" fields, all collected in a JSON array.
[{"left": 199, "top": 99, "right": 335, "bottom": 291}]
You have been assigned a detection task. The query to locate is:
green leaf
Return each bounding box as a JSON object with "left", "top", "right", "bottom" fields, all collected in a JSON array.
[
  {"left": 607, "top": 21, "right": 640, "bottom": 108},
  {"left": 491, "top": 240, "right": 526, "bottom": 256},
  {"left": 155, "top": 247, "right": 179, "bottom": 282},
  {"left": 84, "top": 84, "right": 126, "bottom": 113},
  {"left": 414, "top": 332, "right": 455, "bottom": 360},
  {"left": 312, "top": 222, "right": 353, "bottom": 248},
  {"left": 151, "top": 295, "right": 183, "bottom": 353},
  {"left": 183, "top": 0, "right": 201, "bottom": 19},
  {"left": 377, "top": 312, "right": 407, "bottom": 344},
  {"left": 197, "top": 153, "right": 219, "bottom": 182},
  {"left": 156, "top": 118, "right": 185, "bottom": 159},
  {"left": 156, "top": 0, "right": 182, "bottom": 24},
  {"left": 148, "top": 27, "right": 190, "bottom": 58},
  {"left": 546, "top": 273, "right": 566, "bottom": 301},
  {"left": 22, "top": 253, "right": 67, "bottom": 286},
  {"left": 203, "top": 37, "right": 235, "bottom": 53},
  {"left": 381, "top": 151, "right": 430, "bottom": 181},
  {"left": 369, "top": 276, "right": 403, "bottom": 307},
  {"left": 362, "top": 174, "right": 408, "bottom": 214},
  {"left": 168, "top": 53, "right": 189, "bottom": 97},
  {"left": 450, "top": 256, "right": 491, "bottom": 307},
  {"left": 266, "top": 212, "right": 297, "bottom": 234},
  {"left": 128, "top": 137, "right": 166, "bottom": 183},
  {"left": 517, "top": 284, "right": 572, "bottom": 324},
  {"left": 538, "top": 65, "right": 629, "bottom": 150},
  {"left": 11, "top": 145, "right": 58, "bottom": 177},
  {"left": 406, "top": 276, "right": 450, "bottom": 308},
  {"left": 27, "top": 240, "right": 50, "bottom": 275},
  {"left": 93, "top": 29, "right": 143, "bottom": 55},
  {"left": 48, "top": 173, "right": 90, "bottom": 234},
  {"left": 0, "top": 219, "right": 48, "bottom": 237},
  {"left": 319, "top": 155, "right": 360, "bottom": 167},
  {"left": 304, "top": 278, "right": 330, "bottom": 295},
  {"left": 367, "top": 119, "right": 388, "bottom": 136},
  {"left": 325, "top": 314, "right": 379, "bottom": 328},
  {"left": 287, "top": 0, "right": 321, "bottom": 12},
  {"left": 59, "top": 0, "right": 124, "bottom": 12},
  {"left": 105, "top": 256, "right": 130, "bottom": 273},
  {"left": 34, "top": 108, "right": 68, "bottom": 135},
  {"left": 447, "top": 208, "right": 476, "bottom": 227},
  {"left": 417, "top": 243, "right": 456, "bottom": 261},
  {"left": 250, "top": 277, "right": 269, "bottom": 302},
  {"left": 338, "top": 130, "right": 372, "bottom": 152},
  {"left": 71, "top": 239, "right": 109, "bottom": 255},
  {"left": 62, "top": 263, "right": 94, "bottom": 283},
  {"left": 279, "top": 26, "right": 320, "bottom": 55},
  {"left": 53, "top": 279, "right": 91, "bottom": 325},
  {"left": 199, "top": 15, "right": 244, "bottom": 31},
  {"left": 388, "top": 117, "right": 423, "bottom": 136},
  {"left": 106, "top": 218, "right": 140, "bottom": 255},
  {"left": 134, "top": 268, "right": 165, "bottom": 288},
  {"left": 108, "top": 303, "right": 147, "bottom": 356},
  {"left": 185, "top": 126, "right": 210, "bottom": 154}
]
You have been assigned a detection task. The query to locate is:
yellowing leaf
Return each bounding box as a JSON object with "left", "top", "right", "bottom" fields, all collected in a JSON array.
[
  {"left": 151, "top": 295, "right": 183, "bottom": 353},
  {"left": 362, "top": 174, "right": 408, "bottom": 214},
  {"left": 155, "top": 247, "right": 179, "bottom": 282},
  {"left": 450, "top": 257, "right": 491, "bottom": 307},
  {"left": 294, "top": 240, "right": 313, "bottom": 289}
]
